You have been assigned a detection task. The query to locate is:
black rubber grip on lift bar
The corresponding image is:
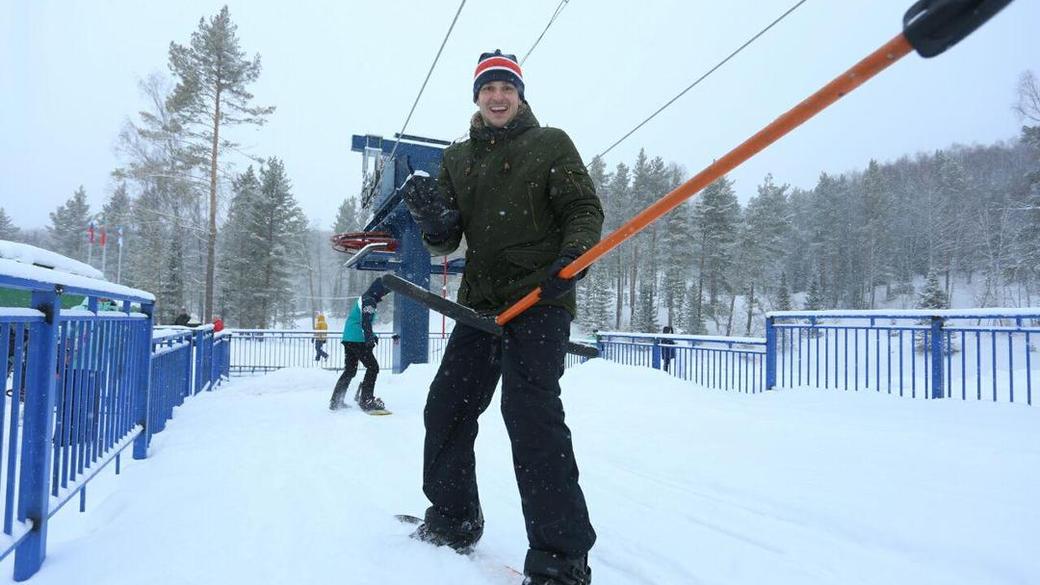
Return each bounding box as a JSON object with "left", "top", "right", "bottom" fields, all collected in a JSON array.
[{"left": 903, "top": 0, "right": 1014, "bottom": 58}]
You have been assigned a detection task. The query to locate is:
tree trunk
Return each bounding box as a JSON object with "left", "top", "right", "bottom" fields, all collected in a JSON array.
[
  {"left": 745, "top": 281, "right": 754, "bottom": 337},
  {"left": 204, "top": 88, "right": 221, "bottom": 323},
  {"left": 629, "top": 245, "right": 638, "bottom": 326},
  {"left": 615, "top": 253, "right": 623, "bottom": 329},
  {"left": 696, "top": 240, "right": 706, "bottom": 327},
  {"left": 316, "top": 234, "right": 325, "bottom": 314},
  {"left": 725, "top": 291, "right": 736, "bottom": 337}
]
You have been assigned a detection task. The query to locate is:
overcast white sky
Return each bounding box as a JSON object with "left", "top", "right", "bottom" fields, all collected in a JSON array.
[{"left": 1, "top": 0, "right": 1036, "bottom": 230}]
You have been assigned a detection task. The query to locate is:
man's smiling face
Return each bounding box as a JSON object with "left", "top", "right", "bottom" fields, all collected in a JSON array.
[{"left": 477, "top": 81, "right": 520, "bottom": 128}]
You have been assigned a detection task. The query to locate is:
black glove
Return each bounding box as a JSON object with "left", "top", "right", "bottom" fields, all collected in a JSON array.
[
  {"left": 400, "top": 174, "right": 460, "bottom": 244},
  {"left": 539, "top": 249, "right": 588, "bottom": 300},
  {"left": 365, "top": 337, "right": 378, "bottom": 349}
]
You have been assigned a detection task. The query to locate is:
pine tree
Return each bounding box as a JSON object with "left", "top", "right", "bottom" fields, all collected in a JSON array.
[
  {"left": 102, "top": 183, "right": 132, "bottom": 233},
  {"left": 632, "top": 277, "right": 659, "bottom": 333},
  {"left": 47, "top": 186, "right": 92, "bottom": 260},
  {"left": 333, "top": 197, "right": 362, "bottom": 233},
  {"left": 159, "top": 236, "right": 187, "bottom": 323},
  {"left": 252, "top": 158, "right": 307, "bottom": 327},
  {"left": 804, "top": 272, "right": 825, "bottom": 311},
  {"left": 0, "top": 208, "right": 20, "bottom": 241},
  {"left": 167, "top": 6, "right": 275, "bottom": 323},
  {"left": 219, "top": 167, "right": 262, "bottom": 326},
  {"left": 684, "top": 284, "right": 707, "bottom": 334},
  {"left": 917, "top": 269, "right": 949, "bottom": 310},
  {"left": 916, "top": 268, "right": 953, "bottom": 353},
  {"left": 691, "top": 176, "right": 740, "bottom": 320},
  {"left": 578, "top": 269, "right": 612, "bottom": 332},
  {"left": 660, "top": 164, "right": 692, "bottom": 328},
  {"left": 775, "top": 272, "right": 792, "bottom": 312},
  {"left": 331, "top": 196, "right": 363, "bottom": 316}
]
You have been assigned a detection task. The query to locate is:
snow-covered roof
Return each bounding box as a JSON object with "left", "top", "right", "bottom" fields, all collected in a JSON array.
[
  {"left": 0, "top": 240, "right": 103, "bottom": 279},
  {"left": 0, "top": 258, "right": 154, "bottom": 302}
]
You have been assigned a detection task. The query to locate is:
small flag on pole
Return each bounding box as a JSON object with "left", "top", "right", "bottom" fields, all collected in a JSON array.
[
  {"left": 118, "top": 226, "right": 123, "bottom": 247},
  {"left": 87, "top": 221, "right": 95, "bottom": 243},
  {"left": 99, "top": 226, "right": 107, "bottom": 246}
]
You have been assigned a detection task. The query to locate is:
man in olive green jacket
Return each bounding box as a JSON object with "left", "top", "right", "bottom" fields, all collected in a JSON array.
[{"left": 402, "top": 50, "right": 602, "bottom": 585}]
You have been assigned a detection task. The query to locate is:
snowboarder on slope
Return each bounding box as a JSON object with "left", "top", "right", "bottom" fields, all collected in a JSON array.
[{"left": 329, "top": 280, "right": 389, "bottom": 412}]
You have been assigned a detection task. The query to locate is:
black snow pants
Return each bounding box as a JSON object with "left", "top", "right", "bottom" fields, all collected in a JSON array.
[
  {"left": 422, "top": 305, "right": 596, "bottom": 557},
  {"left": 331, "top": 341, "right": 379, "bottom": 404}
]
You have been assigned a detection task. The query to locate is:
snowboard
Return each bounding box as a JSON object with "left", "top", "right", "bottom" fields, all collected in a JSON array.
[
  {"left": 395, "top": 514, "right": 523, "bottom": 580},
  {"left": 380, "top": 274, "right": 599, "bottom": 359},
  {"left": 363, "top": 409, "right": 392, "bottom": 416}
]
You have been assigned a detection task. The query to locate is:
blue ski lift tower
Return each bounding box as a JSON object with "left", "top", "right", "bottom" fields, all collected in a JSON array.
[{"left": 343, "top": 133, "right": 464, "bottom": 373}]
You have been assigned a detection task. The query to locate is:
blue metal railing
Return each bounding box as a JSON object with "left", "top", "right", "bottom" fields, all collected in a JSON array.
[
  {"left": 590, "top": 310, "right": 1038, "bottom": 405},
  {"left": 227, "top": 329, "right": 449, "bottom": 374},
  {"left": 596, "top": 332, "right": 769, "bottom": 394},
  {"left": 766, "top": 310, "right": 1039, "bottom": 405},
  {"left": 0, "top": 263, "right": 230, "bottom": 581}
]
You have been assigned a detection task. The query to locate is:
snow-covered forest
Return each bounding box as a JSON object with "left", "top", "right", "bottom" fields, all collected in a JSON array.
[{"left": 1, "top": 9, "right": 1037, "bottom": 333}]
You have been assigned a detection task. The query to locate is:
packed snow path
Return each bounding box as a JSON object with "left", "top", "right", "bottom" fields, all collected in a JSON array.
[{"left": 4, "top": 361, "right": 1037, "bottom": 584}]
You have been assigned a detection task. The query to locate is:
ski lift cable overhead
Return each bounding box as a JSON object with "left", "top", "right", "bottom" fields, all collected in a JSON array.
[
  {"left": 595, "top": 0, "right": 810, "bottom": 161},
  {"left": 520, "top": 0, "right": 570, "bottom": 66},
  {"left": 384, "top": 0, "right": 468, "bottom": 168}
]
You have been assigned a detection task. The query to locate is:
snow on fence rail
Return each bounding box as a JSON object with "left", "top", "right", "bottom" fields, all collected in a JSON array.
[{"left": 0, "top": 264, "right": 229, "bottom": 581}]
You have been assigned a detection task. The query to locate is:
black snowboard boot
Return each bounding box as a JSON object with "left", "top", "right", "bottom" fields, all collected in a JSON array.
[
  {"left": 409, "top": 508, "right": 484, "bottom": 555},
  {"left": 359, "top": 396, "right": 386, "bottom": 412},
  {"left": 329, "top": 387, "right": 349, "bottom": 411},
  {"left": 522, "top": 550, "right": 592, "bottom": 585}
]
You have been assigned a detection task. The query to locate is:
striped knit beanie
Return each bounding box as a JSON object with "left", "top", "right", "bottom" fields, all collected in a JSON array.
[{"left": 472, "top": 50, "right": 525, "bottom": 103}]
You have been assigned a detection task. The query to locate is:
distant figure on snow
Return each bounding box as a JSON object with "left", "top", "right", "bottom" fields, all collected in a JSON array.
[
  {"left": 173, "top": 307, "right": 191, "bottom": 327},
  {"left": 660, "top": 325, "right": 676, "bottom": 373},
  {"left": 314, "top": 312, "right": 329, "bottom": 361}
]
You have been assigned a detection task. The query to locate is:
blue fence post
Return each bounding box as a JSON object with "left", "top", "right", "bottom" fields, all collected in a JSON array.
[
  {"left": 652, "top": 338, "right": 661, "bottom": 370},
  {"left": 182, "top": 333, "right": 193, "bottom": 401},
  {"left": 210, "top": 335, "right": 219, "bottom": 388},
  {"left": 596, "top": 333, "right": 604, "bottom": 359},
  {"left": 765, "top": 315, "right": 777, "bottom": 390},
  {"left": 133, "top": 301, "right": 154, "bottom": 461},
  {"left": 192, "top": 328, "right": 204, "bottom": 394},
  {"left": 13, "top": 288, "right": 62, "bottom": 581},
  {"left": 930, "top": 316, "right": 944, "bottom": 399}
]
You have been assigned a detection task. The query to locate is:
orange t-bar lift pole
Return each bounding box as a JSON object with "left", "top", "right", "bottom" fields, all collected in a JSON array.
[{"left": 497, "top": 0, "right": 1013, "bottom": 327}]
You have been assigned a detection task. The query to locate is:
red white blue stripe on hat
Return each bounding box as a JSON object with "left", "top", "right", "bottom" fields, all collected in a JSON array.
[{"left": 474, "top": 56, "right": 523, "bottom": 82}]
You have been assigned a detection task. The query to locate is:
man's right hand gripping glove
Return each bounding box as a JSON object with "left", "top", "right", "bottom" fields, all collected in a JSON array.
[{"left": 400, "top": 173, "right": 460, "bottom": 245}]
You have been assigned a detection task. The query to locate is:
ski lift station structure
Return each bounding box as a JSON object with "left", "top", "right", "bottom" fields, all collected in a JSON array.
[{"left": 342, "top": 133, "right": 464, "bottom": 373}]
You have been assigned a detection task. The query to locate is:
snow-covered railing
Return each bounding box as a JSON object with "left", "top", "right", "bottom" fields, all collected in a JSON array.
[
  {"left": 595, "top": 332, "right": 769, "bottom": 394},
  {"left": 149, "top": 328, "right": 231, "bottom": 432},
  {"left": 0, "top": 265, "right": 154, "bottom": 580},
  {"left": 227, "top": 329, "right": 449, "bottom": 375},
  {"left": 765, "top": 310, "right": 1040, "bottom": 405},
  {"left": 0, "top": 242, "right": 232, "bottom": 581}
]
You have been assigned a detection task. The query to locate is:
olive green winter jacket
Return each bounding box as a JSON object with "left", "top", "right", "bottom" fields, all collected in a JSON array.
[{"left": 424, "top": 104, "right": 604, "bottom": 317}]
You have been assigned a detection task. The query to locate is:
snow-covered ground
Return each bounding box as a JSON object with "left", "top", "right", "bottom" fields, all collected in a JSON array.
[{"left": 3, "top": 361, "right": 1037, "bottom": 584}]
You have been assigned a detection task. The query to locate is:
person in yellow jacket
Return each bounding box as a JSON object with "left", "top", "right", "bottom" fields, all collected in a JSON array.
[{"left": 314, "top": 312, "right": 329, "bottom": 361}]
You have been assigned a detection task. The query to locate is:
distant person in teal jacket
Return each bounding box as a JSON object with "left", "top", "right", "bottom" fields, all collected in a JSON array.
[{"left": 330, "top": 279, "right": 389, "bottom": 412}]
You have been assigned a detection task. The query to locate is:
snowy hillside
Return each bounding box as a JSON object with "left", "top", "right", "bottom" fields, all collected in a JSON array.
[{"left": 4, "top": 362, "right": 1037, "bottom": 584}]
